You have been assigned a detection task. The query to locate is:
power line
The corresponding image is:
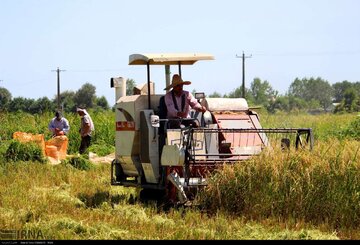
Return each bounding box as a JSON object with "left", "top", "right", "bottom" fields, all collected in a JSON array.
[
  {"left": 68, "top": 68, "right": 130, "bottom": 73},
  {"left": 236, "top": 51, "right": 252, "bottom": 98},
  {"left": 51, "top": 67, "right": 66, "bottom": 111},
  {"left": 251, "top": 50, "right": 360, "bottom": 57}
]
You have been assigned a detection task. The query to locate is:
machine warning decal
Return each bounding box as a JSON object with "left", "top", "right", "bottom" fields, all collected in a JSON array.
[
  {"left": 116, "top": 108, "right": 135, "bottom": 131},
  {"left": 116, "top": 121, "right": 135, "bottom": 131}
]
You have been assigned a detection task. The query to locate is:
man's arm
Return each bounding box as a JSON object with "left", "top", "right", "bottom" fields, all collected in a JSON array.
[
  {"left": 48, "top": 118, "right": 56, "bottom": 134},
  {"left": 188, "top": 92, "right": 206, "bottom": 113},
  {"left": 62, "top": 118, "right": 70, "bottom": 134}
]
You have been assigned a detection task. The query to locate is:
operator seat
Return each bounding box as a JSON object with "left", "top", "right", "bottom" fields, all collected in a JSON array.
[
  {"left": 158, "top": 95, "right": 167, "bottom": 135},
  {"left": 158, "top": 96, "right": 167, "bottom": 157}
]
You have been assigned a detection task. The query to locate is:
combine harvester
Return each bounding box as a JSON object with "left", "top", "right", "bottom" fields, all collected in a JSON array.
[{"left": 110, "top": 53, "right": 313, "bottom": 205}]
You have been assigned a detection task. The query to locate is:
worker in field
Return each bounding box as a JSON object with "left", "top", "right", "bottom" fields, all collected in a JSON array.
[
  {"left": 76, "top": 107, "right": 95, "bottom": 154},
  {"left": 161, "top": 74, "right": 206, "bottom": 128},
  {"left": 48, "top": 111, "right": 70, "bottom": 137}
]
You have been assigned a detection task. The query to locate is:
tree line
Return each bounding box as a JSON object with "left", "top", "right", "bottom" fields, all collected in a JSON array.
[
  {"left": 0, "top": 82, "right": 110, "bottom": 114},
  {"left": 1, "top": 77, "right": 359, "bottom": 114},
  {"left": 207, "top": 77, "right": 360, "bottom": 114}
]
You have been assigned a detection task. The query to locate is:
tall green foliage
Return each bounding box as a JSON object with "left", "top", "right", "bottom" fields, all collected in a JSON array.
[
  {"left": 61, "top": 110, "right": 115, "bottom": 155},
  {"left": 336, "top": 115, "right": 360, "bottom": 140},
  {"left": 0, "top": 110, "right": 115, "bottom": 156}
]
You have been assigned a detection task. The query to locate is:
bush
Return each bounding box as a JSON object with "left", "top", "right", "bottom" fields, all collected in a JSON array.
[
  {"left": 62, "top": 155, "right": 94, "bottom": 171},
  {"left": 4, "top": 140, "right": 47, "bottom": 163},
  {"left": 343, "top": 116, "right": 360, "bottom": 140}
]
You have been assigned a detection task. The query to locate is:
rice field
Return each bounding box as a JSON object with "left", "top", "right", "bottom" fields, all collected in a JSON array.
[{"left": 0, "top": 111, "right": 359, "bottom": 240}]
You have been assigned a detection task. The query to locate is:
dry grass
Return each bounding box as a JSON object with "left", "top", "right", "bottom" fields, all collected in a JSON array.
[
  {"left": 0, "top": 161, "right": 342, "bottom": 240},
  {"left": 198, "top": 138, "right": 360, "bottom": 238}
]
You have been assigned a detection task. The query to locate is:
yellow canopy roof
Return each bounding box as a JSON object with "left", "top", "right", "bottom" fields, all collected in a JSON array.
[{"left": 129, "top": 53, "right": 215, "bottom": 65}]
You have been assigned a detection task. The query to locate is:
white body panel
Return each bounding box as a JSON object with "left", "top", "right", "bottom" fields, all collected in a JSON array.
[{"left": 115, "top": 95, "right": 162, "bottom": 180}]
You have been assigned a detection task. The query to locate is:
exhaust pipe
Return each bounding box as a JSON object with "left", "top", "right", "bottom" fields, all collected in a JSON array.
[{"left": 110, "top": 77, "right": 127, "bottom": 104}]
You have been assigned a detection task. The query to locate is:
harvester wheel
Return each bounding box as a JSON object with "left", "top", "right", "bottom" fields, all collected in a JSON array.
[
  {"left": 113, "top": 159, "right": 125, "bottom": 182},
  {"left": 139, "top": 189, "right": 166, "bottom": 204}
]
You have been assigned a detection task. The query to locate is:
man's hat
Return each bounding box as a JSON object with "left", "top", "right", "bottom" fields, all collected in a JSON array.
[{"left": 164, "top": 74, "right": 191, "bottom": 90}]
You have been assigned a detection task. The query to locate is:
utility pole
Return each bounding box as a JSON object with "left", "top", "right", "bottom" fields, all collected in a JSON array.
[
  {"left": 236, "top": 51, "right": 252, "bottom": 98},
  {"left": 51, "top": 67, "right": 66, "bottom": 110}
]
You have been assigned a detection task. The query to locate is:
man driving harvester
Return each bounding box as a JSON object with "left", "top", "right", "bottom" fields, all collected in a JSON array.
[{"left": 161, "top": 74, "right": 206, "bottom": 129}]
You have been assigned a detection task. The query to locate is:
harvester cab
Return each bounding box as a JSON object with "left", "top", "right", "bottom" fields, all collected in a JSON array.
[{"left": 110, "top": 53, "right": 313, "bottom": 205}]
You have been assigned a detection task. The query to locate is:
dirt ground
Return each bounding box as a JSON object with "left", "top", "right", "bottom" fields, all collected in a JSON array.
[
  {"left": 88, "top": 152, "right": 115, "bottom": 164},
  {"left": 47, "top": 152, "right": 115, "bottom": 165}
]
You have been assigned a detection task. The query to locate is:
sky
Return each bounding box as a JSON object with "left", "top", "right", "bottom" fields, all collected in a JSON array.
[{"left": 1, "top": 0, "right": 359, "bottom": 106}]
